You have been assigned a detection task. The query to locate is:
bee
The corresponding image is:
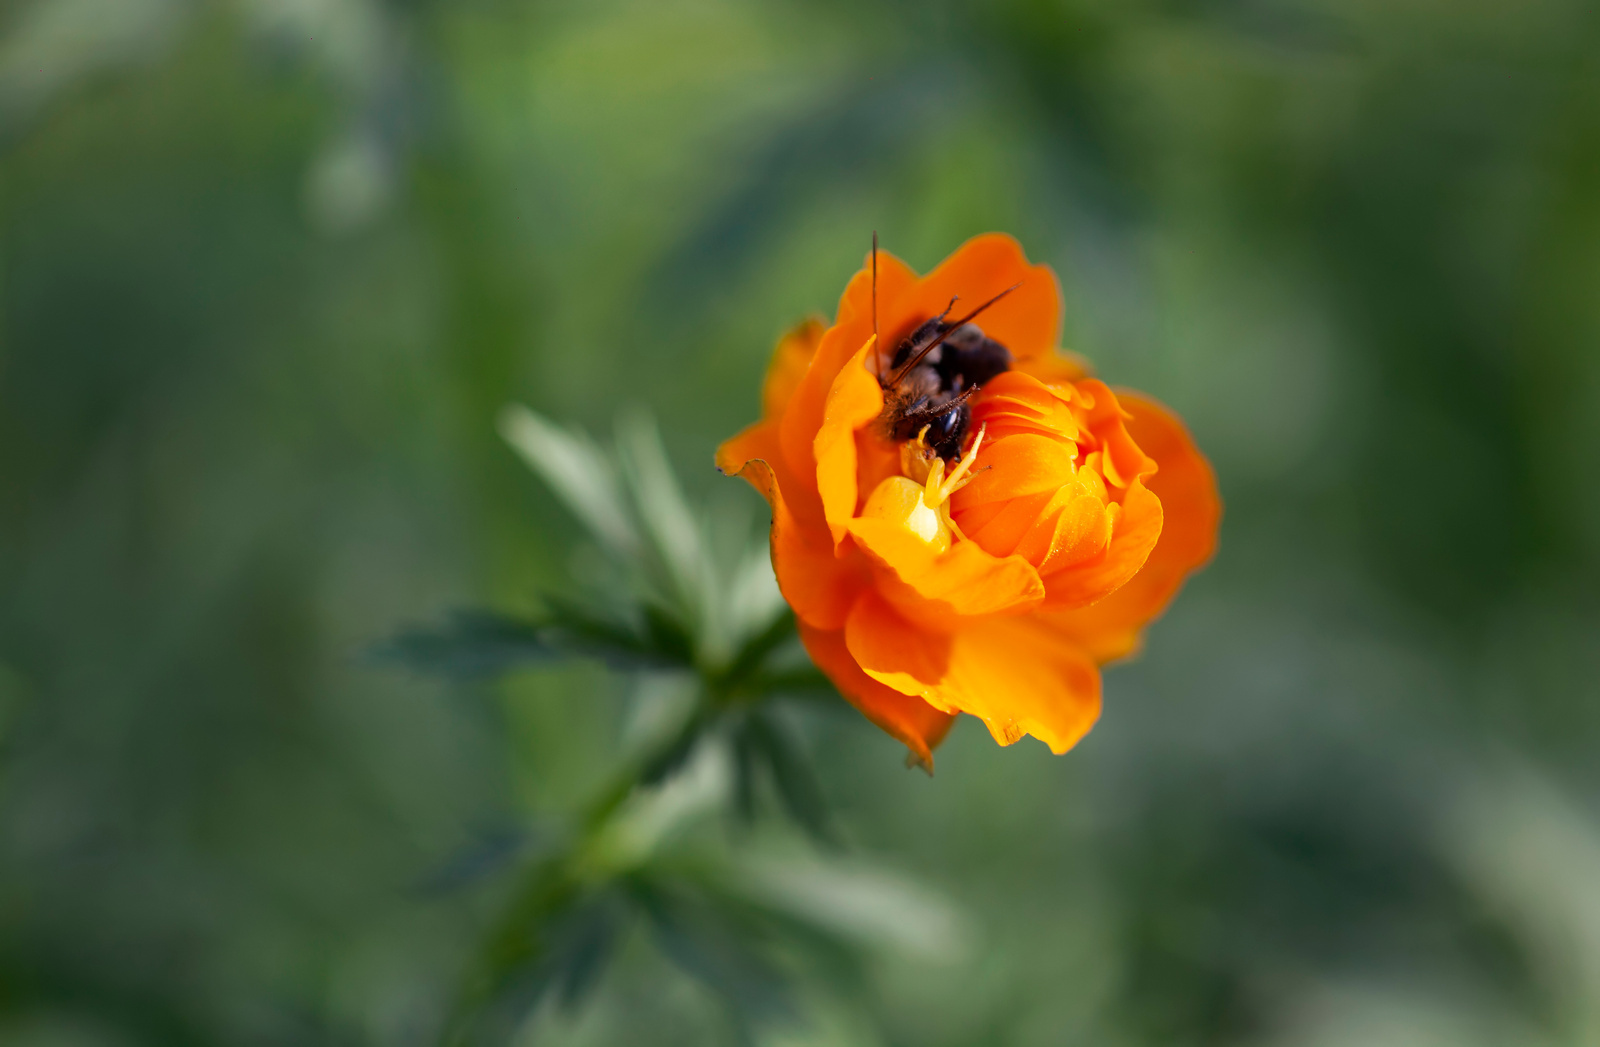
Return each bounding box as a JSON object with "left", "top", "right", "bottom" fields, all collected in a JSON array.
[{"left": 871, "top": 235, "right": 1017, "bottom": 463}]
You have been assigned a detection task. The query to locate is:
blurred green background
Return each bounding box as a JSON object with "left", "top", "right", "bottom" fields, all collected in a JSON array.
[{"left": 5, "top": 0, "right": 1600, "bottom": 1043}]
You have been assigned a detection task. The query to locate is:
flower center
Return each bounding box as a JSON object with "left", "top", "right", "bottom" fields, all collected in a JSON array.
[{"left": 860, "top": 423, "right": 988, "bottom": 552}]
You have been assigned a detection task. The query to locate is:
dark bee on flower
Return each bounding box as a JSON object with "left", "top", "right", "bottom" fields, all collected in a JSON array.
[{"left": 877, "top": 290, "right": 1017, "bottom": 463}]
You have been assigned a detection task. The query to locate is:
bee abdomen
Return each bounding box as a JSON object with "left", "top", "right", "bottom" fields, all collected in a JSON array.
[{"left": 938, "top": 324, "right": 1012, "bottom": 390}]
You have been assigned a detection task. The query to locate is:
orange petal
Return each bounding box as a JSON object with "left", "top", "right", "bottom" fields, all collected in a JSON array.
[
  {"left": 1043, "top": 393, "right": 1221, "bottom": 661},
  {"left": 969, "top": 371, "right": 1086, "bottom": 443},
  {"left": 813, "top": 336, "right": 885, "bottom": 548},
  {"left": 1027, "top": 380, "right": 1164, "bottom": 609},
  {"left": 1075, "top": 379, "right": 1154, "bottom": 492},
  {"left": 718, "top": 415, "right": 826, "bottom": 530},
  {"left": 846, "top": 516, "right": 1045, "bottom": 618},
  {"left": 842, "top": 589, "right": 954, "bottom": 700},
  {"left": 716, "top": 418, "right": 867, "bottom": 630},
  {"left": 716, "top": 417, "right": 784, "bottom": 492},
  {"left": 845, "top": 590, "right": 1102, "bottom": 754},
  {"left": 798, "top": 621, "right": 954, "bottom": 770},
  {"left": 1013, "top": 482, "right": 1117, "bottom": 573},
  {"left": 888, "top": 233, "right": 1061, "bottom": 363},
  {"left": 762, "top": 317, "right": 825, "bottom": 420},
  {"left": 1015, "top": 348, "right": 1092, "bottom": 385},
  {"left": 1039, "top": 477, "right": 1163, "bottom": 610},
  {"left": 953, "top": 431, "right": 1085, "bottom": 506},
  {"left": 958, "top": 490, "right": 1055, "bottom": 557},
  {"left": 780, "top": 251, "right": 918, "bottom": 493}
]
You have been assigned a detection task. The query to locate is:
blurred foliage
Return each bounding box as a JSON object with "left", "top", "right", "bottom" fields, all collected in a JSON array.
[
  {"left": 3, "top": 0, "right": 1600, "bottom": 1044},
  {"left": 375, "top": 408, "right": 871, "bottom": 1042}
]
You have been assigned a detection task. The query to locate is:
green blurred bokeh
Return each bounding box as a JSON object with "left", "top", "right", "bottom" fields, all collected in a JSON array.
[{"left": 4, "top": 0, "right": 1600, "bottom": 1043}]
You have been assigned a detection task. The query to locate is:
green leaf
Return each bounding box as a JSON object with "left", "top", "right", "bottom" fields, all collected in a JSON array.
[
  {"left": 457, "top": 879, "right": 624, "bottom": 1045},
  {"left": 615, "top": 410, "right": 708, "bottom": 622},
  {"left": 629, "top": 875, "right": 796, "bottom": 1036},
  {"left": 369, "top": 609, "right": 562, "bottom": 680},
  {"left": 734, "top": 853, "right": 972, "bottom": 962},
  {"left": 715, "top": 609, "right": 796, "bottom": 699},
  {"left": 640, "top": 601, "right": 696, "bottom": 667},
  {"left": 538, "top": 594, "right": 690, "bottom": 671},
  {"left": 635, "top": 707, "right": 709, "bottom": 789},
  {"left": 498, "top": 404, "right": 640, "bottom": 559},
  {"left": 743, "top": 711, "right": 840, "bottom": 849},
  {"left": 724, "top": 540, "right": 787, "bottom": 649},
  {"left": 372, "top": 602, "right": 694, "bottom": 682}
]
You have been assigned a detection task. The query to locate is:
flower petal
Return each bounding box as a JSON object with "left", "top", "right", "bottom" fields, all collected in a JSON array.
[
  {"left": 1076, "top": 379, "right": 1152, "bottom": 492},
  {"left": 762, "top": 317, "right": 825, "bottom": 420},
  {"left": 843, "top": 589, "right": 953, "bottom": 699},
  {"left": 1042, "top": 393, "right": 1221, "bottom": 661},
  {"left": 845, "top": 590, "right": 1102, "bottom": 754},
  {"left": 846, "top": 517, "right": 1045, "bottom": 618},
  {"left": 1035, "top": 379, "right": 1165, "bottom": 610},
  {"left": 780, "top": 251, "right": 918, "bottom": 493},
  {"left": 1014, "top": 349, "right": 1091, "bottom": 385},
  {"left": 798, "top": 621, "right": 954, "bottom": 771},
  {"left": 1039, "top": 478, "right": 1162, "bottom": 610},
  {"left": 715, "top": 417, "right": 782, "bottom": 483},
  {"left": 717, "top": 419, "right": 867, "bottom": 631},
  {"left": 888, "top": 233, "right": 1061, "bottom": 363},
  {"left": 813, "top": 336, "right": 885, "bottom": 548},
  {"left": 955, "top": 431, "right": 1086, "bottom": 506},
  {"left": 1014, "top": 483, "right": 1117, "bottom": 573}
]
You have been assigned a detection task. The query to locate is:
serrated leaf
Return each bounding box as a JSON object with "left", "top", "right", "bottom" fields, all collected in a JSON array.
[
  {"left": 499, "top": 404, "right": 640, "bottom": 559},
  {"left": 371, "top": 605, "right": 686, "bottom": 681},
  {"left": 369, "top": 609, "right": 562, "bottom": 679},
  {"left": 538, "top": 594, "right": 690, "bottom": 671}
]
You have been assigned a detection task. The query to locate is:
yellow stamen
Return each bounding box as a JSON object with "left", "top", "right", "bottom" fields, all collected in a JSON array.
[
  {"left": 922, "top": 458, "right": 946, "bottom": 505},
  {"left": 925, "top": 425, "right": 987, "bottom": 508}
]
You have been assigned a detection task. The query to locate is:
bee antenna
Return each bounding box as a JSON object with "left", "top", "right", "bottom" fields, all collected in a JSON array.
[
  {"left": 887, "top": 282, "right": 1021, "bottom": 388},
  {"left": 871, "top": 232, "right": 881, "bottom": 378}
]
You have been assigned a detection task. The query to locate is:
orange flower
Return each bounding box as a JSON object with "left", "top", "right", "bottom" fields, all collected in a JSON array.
[{"left": 717, "top": 235, "right": 1220, "bottom": 768}]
